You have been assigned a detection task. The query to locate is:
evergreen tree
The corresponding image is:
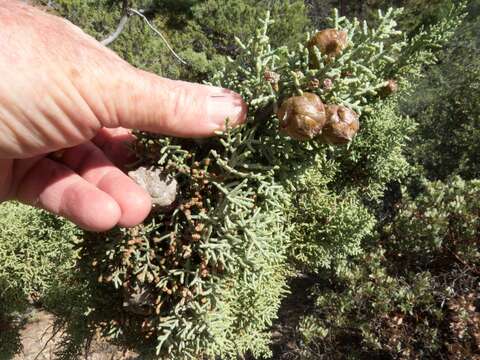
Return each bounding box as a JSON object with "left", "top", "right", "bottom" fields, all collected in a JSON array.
[{"left": 299, "top": 177, "right": 480, "bottom": 359}]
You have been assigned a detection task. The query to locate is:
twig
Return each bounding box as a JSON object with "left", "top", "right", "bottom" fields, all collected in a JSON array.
[
  {"left": 100, "top": 4, "right": 187, "bottom": 66},
  {"left": 101, "top": 15, "right": 130, "bottom": 46},
  {"left": 448, "top": 248, "right": 480, "bottom": 276},
  {"left": 33, "top": 323, "right": 64, "bottom": 360},
  {"left": 128, "top": 8, "right": 188, "bottom": 65},
  {"left": 101, "top": 0, "right": 130, "bottom": 46}
]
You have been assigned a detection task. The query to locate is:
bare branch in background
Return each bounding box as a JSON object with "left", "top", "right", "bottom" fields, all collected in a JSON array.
[
  {"left": 128, "top": 8, "right": 187, "bottom": 65},
  {"left": 101, "top": 15, "right": 130, "bottom": 46},
  {"left": 101, "top": 0, "right": 187, "bottom": 65},
  {"left": 339, "top": 0, "right": 347, "bottom": 17},
  {"left": 101, "top": 0, "right": 130, "bottom": 46}
]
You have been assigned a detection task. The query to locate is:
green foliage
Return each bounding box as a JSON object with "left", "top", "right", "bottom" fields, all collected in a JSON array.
[
  {"left": 0, "top": 202, "right": 79, "bottom": 314},
  {"left": 299, "top": 177, "right": 480, "bottom": 359},
  {"left": 216, "top": 7, "right": 406, "bottom": 115},
  {"left": 290, "top": 163, "right": 376, "bottom": 273},
  {"left": 300, "top": 251, "right": 444, "bottom": 359},
  {"left": 329, "top": 99, "right": 416, "bottom": 201},
  {"left": 383, "top": 176, "right": 480, "bottom": 271},
  {"left": 308, "top": 0, "right": 459, "bottom": 36},
  {"left": 45, "top": 6, "right": 467, "bottom": 359},
  {"left": 404, "top": 0, "right": 480, "bottom": 180},
  {"left": 68, "top": 168, "right": 291, "bottom": 359},
  {"left": 0, "top": 2, "right": 468, "bottom": 359},
  {"left": 289, "top": 98, "right": 415, "bottom": 274},
  {"left": 364, "top": 0, "right": 460, "bottom": 33},
  {"left": 192, "top": 0, "right": 311, "bottom": 51},
  {"left": 210, "top": 5, "right": 423, "bottom": 273},
  {"left": 0, "top": 202, "right": 79, "bottom": 358}
]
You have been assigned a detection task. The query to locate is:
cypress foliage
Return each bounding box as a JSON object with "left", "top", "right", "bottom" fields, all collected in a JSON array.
[
  {"left": 49, "top": 5, "right": 466, "bottom": 359},
  {"left": 0, "top": 1, "right": 468, "bottom": 359},
  {"left": 403, "top": 0, "right": 480, "bottom": 180}
]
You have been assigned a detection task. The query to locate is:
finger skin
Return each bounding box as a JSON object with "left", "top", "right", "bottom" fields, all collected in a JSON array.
[
  {"left": 0, "top": 1, "right": 248, "bottom": 231},
  {"left": 0, "top": 159, "right": 12, "bottom": 200},
  {"left": 106, "top": 71, "right": 248, "bottom": 137},
  {"left": 59, "top": 142, "right": 152, "bottom": 228},
  {"left": 92, "top": 127, "right": 136, "bottom": 169},
  {"left": 15, "top": 157, "right": 122, "bottom": 231},
  {"left": 0, "top": 1, "right": 247, "bottom": 160}
]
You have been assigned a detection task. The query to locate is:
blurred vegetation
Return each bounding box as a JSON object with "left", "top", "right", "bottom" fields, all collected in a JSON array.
[
  {"left": 0, "top": 202, "right": 79, "bottom": 359},
  {"left": 294, "top": 2, "right": 480, "bottom": 358},
  {"left": 299, "top": 177, "right": 480, "bottom": 359},
  {"left": 403, "top": 0, "right": 480, "bottom": 180},
  {"left": 37, "top": 0, "right": 311, "bottom": 81}
]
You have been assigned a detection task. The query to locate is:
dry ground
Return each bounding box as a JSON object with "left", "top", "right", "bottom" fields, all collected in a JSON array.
[{"left": 12, "top": 309, "right": 138, "bottom": 360}]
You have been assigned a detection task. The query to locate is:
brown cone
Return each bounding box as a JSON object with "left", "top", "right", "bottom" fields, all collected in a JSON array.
[
  {"left": 320, "top": 105, "right": 359, "bottom": 144},
  {"left": 277, "top": 93, "right": 326, "bottom": 141},
  {"left": 379, "top": 79, "right": 398, "bottom": 97},
  {"left": 307, "top": 29, "right": 348, "bottom": 68}
]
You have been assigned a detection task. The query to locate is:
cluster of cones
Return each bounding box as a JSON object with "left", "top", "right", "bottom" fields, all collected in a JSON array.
[
  {"left": 273, "top": 28, "right": 396, "bottom": 144},
  {"left": 277, "top": 93, "right": 359, "bottom": 143}
]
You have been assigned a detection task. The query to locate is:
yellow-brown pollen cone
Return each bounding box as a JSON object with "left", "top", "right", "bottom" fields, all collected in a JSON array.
[
  {"left": 277, "top": 93, "right": 326, "bottom": 141},
  {"left": 320, "top": 105, "right": 360, "bottom": 144}
]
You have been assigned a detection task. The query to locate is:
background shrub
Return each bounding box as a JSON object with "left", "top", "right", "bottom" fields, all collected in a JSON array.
[
  {"left": 0, "top": 202, "right": 79, "bottom": 358},
  {"left": 299, "top": 177, "right": 480, "bottom": 359}
]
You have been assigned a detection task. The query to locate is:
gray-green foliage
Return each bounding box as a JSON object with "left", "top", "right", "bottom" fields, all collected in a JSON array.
[
  {"left": 66, "top": 51, "right": 294, "bottom": 359},
  {"left": 329, "top": 98, "right": 416, "bottom": 200},
  {"left": 384, "top": 176, "right": 480, "bottom": 266},
  {"left": 210, "top": 6, "right": 438, "bottom": 276},
  {"left": 216, "top": 8, "right": 407, "bottom": 115},
  {"left": 71, "top": 155, "right": 291, "bottom": 359},
  {"left": 289, "top": 98, "right": 416, "bottom": 274},
  {"left": 48, "top": 7, "right": 468, "bottom": 359},
  {"left": 0, "top": 202, "right": 79, "bottom": 314},
  {"left": 291, "top": 166, "right": 376, "bottom": 273}
]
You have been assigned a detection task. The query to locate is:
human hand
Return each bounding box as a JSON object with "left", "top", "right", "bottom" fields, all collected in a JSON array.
[{"left": 0, "top": 1, "right": 247, "bottom": 231}]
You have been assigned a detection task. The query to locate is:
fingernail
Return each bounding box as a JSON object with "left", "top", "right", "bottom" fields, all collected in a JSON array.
[{"left": 207, "top": 88, "right": 247, "bottom": 130}]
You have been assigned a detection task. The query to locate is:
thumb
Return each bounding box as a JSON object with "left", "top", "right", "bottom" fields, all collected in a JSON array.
[{"left": 103, "top": 69, "right": 248, "bottom": 137}]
